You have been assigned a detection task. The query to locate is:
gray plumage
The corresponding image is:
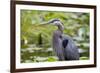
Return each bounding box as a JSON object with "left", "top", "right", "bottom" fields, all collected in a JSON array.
[
  {"left": 45, "top": 19, "right": 79, "bottom": 61},
  {"left": 62, "top": 35, "right": 79, "bottom": 60}
]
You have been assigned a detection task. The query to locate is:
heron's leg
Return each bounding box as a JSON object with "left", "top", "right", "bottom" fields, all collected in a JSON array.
[{"left": 57, "top": 53, "right": 65, "bottom": 61}]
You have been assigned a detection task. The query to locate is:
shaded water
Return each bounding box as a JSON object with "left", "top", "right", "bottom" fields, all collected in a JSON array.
[{"left": 21, "top": 44, "right": 58, "bottom": 63}]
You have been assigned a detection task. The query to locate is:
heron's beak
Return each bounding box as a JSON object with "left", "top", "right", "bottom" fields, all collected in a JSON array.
[{"left": 39, "top": 21, "right": 52, "bottom": 26}]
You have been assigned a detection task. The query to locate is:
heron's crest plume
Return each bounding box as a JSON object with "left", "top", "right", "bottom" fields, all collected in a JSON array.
[{"left": 48, "top": 18, "right": 61, "bottom": 23}]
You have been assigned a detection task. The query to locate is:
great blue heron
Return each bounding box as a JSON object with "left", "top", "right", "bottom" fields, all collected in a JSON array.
[{"left": 42, "top": 19, "right": 79, "bottom": 61}]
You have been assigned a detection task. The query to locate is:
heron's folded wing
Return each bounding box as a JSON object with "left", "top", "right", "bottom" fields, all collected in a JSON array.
[{"left": 62, "top": 39, "right": 68, "bottom": 48}]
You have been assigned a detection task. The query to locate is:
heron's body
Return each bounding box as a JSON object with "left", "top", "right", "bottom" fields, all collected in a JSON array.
[
  {"left": 52, "top": 30, "right": 65, "bottom": 60},
  {"left": 52, "top": 30, "right": 79, "bottom": 61},
  {"left": 62, "top": 35, "right": 79, "bottom": 60},
  {"left": 43, "top": 19, "right": 79, "bottom": 61}
]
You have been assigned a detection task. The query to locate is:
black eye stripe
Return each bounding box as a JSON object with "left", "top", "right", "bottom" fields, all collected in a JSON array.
[{"left": 50, "top": 19, "right": 60, "bottom": 23}]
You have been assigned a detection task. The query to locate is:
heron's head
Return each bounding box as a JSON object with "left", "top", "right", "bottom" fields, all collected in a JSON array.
[
  {"left": 44, "top": 19, "right": 64, "bottom": 31},
  {"left": 47, "top": 19, "right": 63, "bottom": 25}
]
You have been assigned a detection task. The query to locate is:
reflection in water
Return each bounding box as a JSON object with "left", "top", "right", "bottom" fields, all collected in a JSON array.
[{"left": 21, "top": 44, "right": 58, "bottom": 63}]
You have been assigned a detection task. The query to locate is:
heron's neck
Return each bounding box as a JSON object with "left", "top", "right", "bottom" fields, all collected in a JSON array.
[{"left": 58, "top": 25, "right": 63, "bottom": 33}]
